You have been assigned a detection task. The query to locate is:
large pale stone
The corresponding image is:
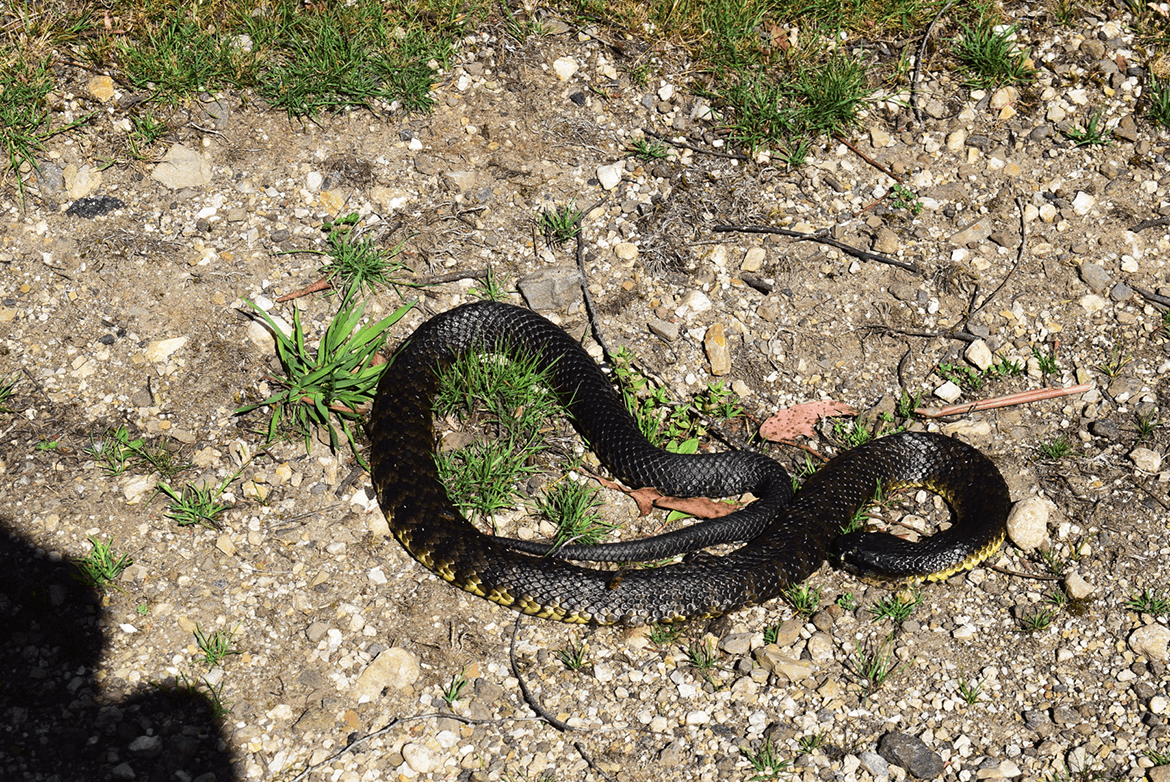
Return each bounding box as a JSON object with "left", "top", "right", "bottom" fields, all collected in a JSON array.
[
  {"left": 1006, "top": 496, "right": 1051, "bottom": 551},
  {"left": 1129, "top": 624, "right": 1170, "bottom": 662}
]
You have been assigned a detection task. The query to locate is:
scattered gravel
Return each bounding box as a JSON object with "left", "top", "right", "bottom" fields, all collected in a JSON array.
[{"left": 2, "top": 8, "right": 1170, "bottom": 782}]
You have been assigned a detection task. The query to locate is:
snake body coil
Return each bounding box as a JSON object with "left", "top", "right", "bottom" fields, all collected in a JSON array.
[{"left": 369, "top": 302, "right": 1010, "bottom": 625}]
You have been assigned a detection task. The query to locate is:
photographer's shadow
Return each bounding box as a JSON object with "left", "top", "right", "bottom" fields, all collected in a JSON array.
[{"left": 0, "top": 520, "right": 236, "bottom": 782}]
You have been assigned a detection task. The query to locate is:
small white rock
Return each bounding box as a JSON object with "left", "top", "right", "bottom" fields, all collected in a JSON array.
[
  {"left": 933, "top": 381, "right": 962, "bottom": 403},
  {"left": 1071, "top": 191, "right": 1096, "bottom": 216},
  {"left": 1063, "top": 570, "right": 1095, "bottom": 600},
  {"left": 614, "top": 242, "right": 638, "bottom": 261},
  {"left": 1128, "top": 624, "right": 1170, "bottom": 662},
  {"left": 964, "top": 339, "right": 995, "bottom": 371},
  {"left": 1006, "top": 496, "right": 1051, "bottom": 551},
  {"left": 144, "top": 336, "right": 188, "bottom": 363},
  {"left": 657, "top": 84, "right": 675, "bottom": 101},
  {"left": 1130, "top": 447, "right": 1163, "bottom": 473},
  {"left": 402, "top": 743, "right": 442, "bottom": 774},
  {"left": 596, "top": 162, "right": 623, "bottom": 190},
  {"left": 1079, "top": 294, "right": 1106, "bottom": 314},
  {"left": 552, "top": 57, "right": 579, "bottom": 81}
]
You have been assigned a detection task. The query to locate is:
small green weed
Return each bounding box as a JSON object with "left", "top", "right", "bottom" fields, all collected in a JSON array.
[
  {"left": 896, "top": 389, "right": 923, "bottom": 419},
  {"left": 137, "top": 603, "right": 150, "bottom": 616},
  {"left": 1017, "top": 606, "right": 1057, "bottom": 633},
  {"left": 868, "top": 588, "right": 922, "bottom": 623},
  {"left": 627, "top": 138, "right": 671, "bottom": 160},
  {"left": 1136, "top": 409, "right": 1162, "bottom": 443},
  {"left": 468, "top": 268, "right": 512, "bottom": 302},
  {"left": 1037, "top": 434, "right": 1072, "bottom": 462},
  {"left": 314, "top": 213, "right": 412, "bottom": 297},
  {"left": 558, "top": 635, "right": 589, "bottom": 670},
  {"left": 117, "top": 14, "right": 248, "bottom": 106},
  {"left": 1149, "top": 76, "right": 1170, "bottom": 128},
  {"left": 442, "top": 667, "right": 468, "bottom": 705},
  {"left": 72, "top": 536, "right": 133, "bottom": 593},
  {"left": 839, "top": 478, "right": 887, "bottom": 536},
  {"left": 194, "top": 624, "right": 241, "bottom": 668},
  {"left": 648, "top": 622, "right": 685, "bottom": 646},
  {"left": 784, "top": 583, "right": 821, "bottom": 617},
  {"left": 158, "top": 479, "right": 233, "bottom": 530},
  {"left": 236, "top": 292, "right": 413, "bottom": 467},
  {"left": 537, "top": 479, "right": 618, "bottom": 548},
  {"left": 956, "top": 672, "right": 984, "bottom": 704},
  {"left": 889, "top": 184, "right": 923, "bottom": 215},
  {"left": 936, "top": 361, "right": 985, "bottom": 392},
  {"left": 836, "top": 592, "right": 857, "bottom": 612},
  {"left": 1147, "top": 748, "right": 1170, "bottom": 766},
  {"left": 1062, "top": 108, "right": 1112, "bottom": 147},
  {"left": 685, "top": 637, "right": 720, "bottom": 671},
  {"left": 953, "top": 18, "right": 1035, "bottom": 90},
  {"left": 35, "top": 439, "right": 59, "bottom": 451},
  {"left": 797, "top": 731, "right": 826, "bottom": 755},
  {"left": 832, "top": 419, "right": 874, "bottom": 449},
  {"left": 1125, "top": 588, "right": 1170, "bottom": 617},
  {"left": 87, "top": 426, "right": 146, "bottom": 476},
  {"left": 1036, "top": 547, "right": 1066, "bottom": 576},
  {"left": 171, "top": 673, "right": 231, "bottom": 719},
  {"left": 1043, "top": 589, "right": 1069, "bottom": 609},
  {"left": 740, "top": 737, "right": 792, "bottom": 781},
  {"left": 987, "top": 355, "right": 1025, "bottom": 379},
  {"left": 538, "top": 202, "right": 584, "bottom": 246},
  {"left": 849, "top": 632, "right": 905, "bottom": 699},
  {"left": 1094, "top": 344, "right": 1132, "bottom": 378},
  {"left": 1031, "top": 345, "right": 1060, "bottom": 375},
  {"left": 0, "top": 374, "right": 19, "bottom": 413}
]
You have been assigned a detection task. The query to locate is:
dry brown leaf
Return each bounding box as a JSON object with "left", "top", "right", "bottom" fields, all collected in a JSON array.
[{"left": 759, "top": 400, "right": 857, "bottom": 442}]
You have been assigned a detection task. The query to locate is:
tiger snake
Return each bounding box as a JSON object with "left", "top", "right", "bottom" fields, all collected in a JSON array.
[{"left": 368, "top": 302, "right": 1011, "bottom": 626}]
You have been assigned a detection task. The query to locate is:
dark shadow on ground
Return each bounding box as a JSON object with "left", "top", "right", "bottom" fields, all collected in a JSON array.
[{"left": 0, "top": 519, "right": 236, "bottom": 782}]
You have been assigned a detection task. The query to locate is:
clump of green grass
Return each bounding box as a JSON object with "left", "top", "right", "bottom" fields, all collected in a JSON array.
[
  {"left": 441, "top": 667, "right": 469, "bottom": 705},
  {"left": 538, "top": 202, "right": 584, "bottom": 246},
  {"left": 784, "top": 582, "right": 821, "bottom": 617},
  {"left": 314, "top": 213, "right": 412, "bottom": 296},
  {"left": 869, "top": 588, "right": 923, "bottom": 623},
  {"left": 117, "top": 13, "right": 250, "bottom": 105},
  {"left": 158, "top": 478, "right": 234, "bottom": 530},
  {"left": 1032, "top": 345, "right": 1060, "bottom": 375},
  {"left": 1062, "top": 108, "right": 1112, "bottom": 147},
  {"left": 1017, "top": 606, "right": 1057, "bottom": 633},
  {"left": 1037, "top": 434, "right": 1072, "bottom": 462},
  {"left": 648, "top": 622, "right": 685, "bottom": 646},
  {"left": 956, "top": 672, "right": 984, "bottom": 704},
  {"left": 0, "top": 55, "right": 90, "bottom": 207},
  {"left": 848, "top": 631, "right": 906, "bottom": 700},
  {"left": 740, "top": 737, "right": 792, "bottom": 781},
  {"left": 953, "top": 17, "right": 1035, "bottom": 90},
  {"left": 249, "top": 0, "right": 457, "bottom": 117},
  {"left": 628, "top": 138, "right": 671, "bottom": 160},
  {"left": 194, "top": 624, "right": 242, "bottom": 668},
  {"left": 72, "top": 536, "right": 133, "bottom": 592},
  {"left": 537, "top": 479, "right": 618, "bottom": 549},
  {"left": 0, "top": 374, "right": 20, "bottom": 413},
  {"left": 1150, "top": 78, "right": 1170, "bottom": 129},
  {"left": 236, "top": 292, "right": 413, "bottom": 467},
  {"left": 1125, "top": 588, "right": 1170, "bottom": 617},
  {"left": 433, "top": 344, "right": 562, "bottom": 524},
  {"left": 558, "top": 635, "right": 590, "bottom": 670}
]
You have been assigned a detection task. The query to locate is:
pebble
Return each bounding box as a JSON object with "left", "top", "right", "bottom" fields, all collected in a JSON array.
[
  {"left": 934, "top": 381, "right": 962, "bottom": 403},
  {"left": 964, "top": 339, "right": 994, "bottom": 371},
  {"left": 1077, "top": 262, "right": 1111, "bottom": 294},
  {"left": 151, "top": 143, "right": 212, "bottom": 189},
  {"left": 517, "top": 267, "right": 582, "bottom": 311},
  {"left": 949, "top": 218, "right": 994, "bottom": 246},
  {"left": 704, "top": 323, "right": 731, "bottom": 376},
  {"left": 552, "top": 57, "right": 578, "bottom": 81},
  {"left": 402, "top": 743, "right": 442, "bottom": 774},
  {"left": 1129, "top": 447, "right": 1162, "bottom": 473},
  {"left": 1064, "top": 570, "right": 1095, "bottom": 600},
  {"left": 1006, "top": 496, "right": 1051, "bottom": 551},
  {"left": 878, "top": 732, "right": 944, "bottom": 779},
  {"left": 596, "top": 162, "right": 623, "bottom": 190},
  {"left": 351, "top": 647, "right": 421, "bottom": 702},
  {"left": 1128, "top": 625, "right": 1170, "bottom": 662},
  {"left": 675, "top": 289, "right": 712, "bottom": 318}
]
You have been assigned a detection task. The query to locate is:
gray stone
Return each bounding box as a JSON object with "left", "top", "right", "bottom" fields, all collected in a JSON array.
[
  {"left": 1076, "top": 263, "right": 1110, "bottom": 294},
  {"left": 858, "top": 750, "right": 889, "bottom": 778},
  {"left": 647, "top": 318, "right": 678, "bottom": 343},
  {"left": 128, "top": 734, "right": 163, "bottom": 758},
  {"left": 1109, "top": 282, "right": 1133, "bottom": 302},
  {"left": 949, "top": 218, "right": 993, "bottom": 246},
  {"left": 878, "top": 732, "right": 944, "bottom": 779},
  {"left": 1112, "top": 114, "right": 1139, "bottom": 143},
  {"left": 873, "top": 226, "right": 899, "bottom": 254},
  {"left": 517, "top": 267, "right": 582, "bottom": 311}
]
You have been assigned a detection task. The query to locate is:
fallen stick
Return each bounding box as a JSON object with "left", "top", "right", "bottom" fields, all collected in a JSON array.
[{"left": 914, "top": 383, "right": 1094, "bottom": 419}]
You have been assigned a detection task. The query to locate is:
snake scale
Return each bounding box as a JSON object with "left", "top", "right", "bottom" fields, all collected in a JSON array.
[{"left": 368, "top": 301, "right": 1011, "bottom": 626}]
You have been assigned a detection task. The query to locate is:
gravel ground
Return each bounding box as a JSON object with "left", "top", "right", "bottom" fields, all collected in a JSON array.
[{"left": 3, "top": 6, "right": 1170, "bottom": 782}]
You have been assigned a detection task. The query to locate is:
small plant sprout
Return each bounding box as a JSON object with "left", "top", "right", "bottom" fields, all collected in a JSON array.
[
  {"left": 537, "top": 479, "right": 617, "bottom": 549},
  {"left": 954, "top": 18, "right": 1035, "bottom": 90},
  {"left": 0, "top": 373, "right": 19, "bottom": 413},
  {"left": 849, "top": 632, "right": 905, "bottom": 699},
  {"left": 1031, "top": 345, "right": 1060, "bottom": 375},
  {"left": 87, "top": 426, "right": 146, "bottom": 476},
  {"left": 836, "top": 592, "right": 858, "bottom": 612},
  {"left": 627, "top": 137, "right": 671, "bottom": 160},
  {"left": 194, "top": 624, "right": 242, "bottom": 668},
  {"left": 442, "top": 667, "right": 469, "bottom": 705},
  {"left": 740, "top": 737, "right": 792, "bottom": 780},
  {"left": 784, "top": 582, "right": 821, "bottom": 617},
  {"left": 889, "top": 183, "right": 923, "bottom": 215},
  {"left": 648, "top": 622, "right": 685, "bottom": 646},
  {"left": 557, "top": 635, "right": 589, "bottom": 670},
  {"left": 869, "top": 588, "right": 923, "bottom": 623},
  {"left": 158, "top": 479, "right": 233, "bottom": 530},
  {"left": 538, "top": 201, "right": 584, "bottom": 246},
  {"left": 72, "top": 536, "right": 133, "bottom": 592},
  {"left": 686, "top": 637, "right": 720, "bottom": 671},
  {"left": 1061, "top": 108, "right": 1112, "bottom": 147},
  {"left": 797, "top": 730, "right": 827, "bottom": 754},
  {"left": 956, "top": 672, "right": 984, "bottom": 704},
  {"left": 1037, "top": 434, "right": 1072, "bottom": 462},
  {"left": 1017, "top": 606, "right": 1057, "bottom": 633},
  {"left": 1125, "top": 588, "right": 1170, "bottom": 617}
]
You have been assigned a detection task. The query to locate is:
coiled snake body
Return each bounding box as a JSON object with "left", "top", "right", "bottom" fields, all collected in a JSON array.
[{"left": 369, "top": 302, "right": 1010, "bottom": 625}]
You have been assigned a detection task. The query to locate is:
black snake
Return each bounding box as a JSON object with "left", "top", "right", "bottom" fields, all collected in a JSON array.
[{"left": 368, "top": 302, "right": 1010, "bottom": 626}]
